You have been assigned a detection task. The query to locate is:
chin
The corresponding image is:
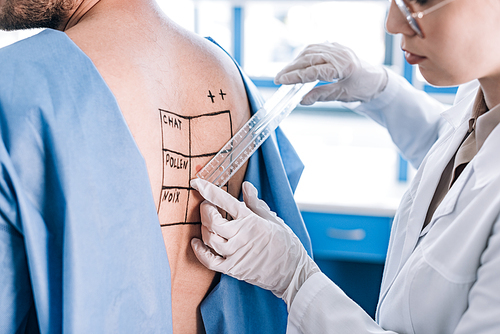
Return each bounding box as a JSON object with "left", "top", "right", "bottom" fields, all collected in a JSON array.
[{"left": 419, "top": 67, "right": 463, "bottom": 88}]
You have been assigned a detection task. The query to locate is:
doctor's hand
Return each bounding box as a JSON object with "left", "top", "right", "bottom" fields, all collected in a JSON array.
[
  {"left": 274, "top": 42, "right": 388, "bottom": 104},
  {"left": 190, "top": 178, "right": 320, "bottom": 309}
]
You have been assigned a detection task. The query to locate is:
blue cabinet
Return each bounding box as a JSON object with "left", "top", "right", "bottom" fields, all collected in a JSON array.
[{"left": 302, "top": 211, "right": 392, "bottom": 264}]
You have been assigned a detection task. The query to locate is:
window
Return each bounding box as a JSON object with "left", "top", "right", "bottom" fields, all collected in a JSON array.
[
  {"left": 160, "top": 1, "right": 388, "bottom": 82},
  {"left": 242, "top": 1, "right": 388, "bottom": 79}
]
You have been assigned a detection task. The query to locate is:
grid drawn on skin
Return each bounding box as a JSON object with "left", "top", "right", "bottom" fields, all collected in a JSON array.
[{"left": 158, "top": 108, "right": 232, "bottom": 227}]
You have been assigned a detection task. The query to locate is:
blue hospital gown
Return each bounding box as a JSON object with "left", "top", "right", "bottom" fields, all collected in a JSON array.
[{"left": 0, "top": 29, "right": 312, "bottom": 333}]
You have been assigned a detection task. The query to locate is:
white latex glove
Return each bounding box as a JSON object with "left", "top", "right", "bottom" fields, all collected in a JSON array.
[
  {"left": 190, "top": 178, "right": 320, "bottom": 309},
  {"left": 274, "top": 42, "right": 388, "bottom": 105}
]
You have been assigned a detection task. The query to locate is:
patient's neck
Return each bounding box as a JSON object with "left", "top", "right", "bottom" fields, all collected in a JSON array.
[
  {"left": 63, "top": 0, "right": 166, "bottom": 35},
  {"left": 62, "top": 0, "right": 100, "bottom": 31}
]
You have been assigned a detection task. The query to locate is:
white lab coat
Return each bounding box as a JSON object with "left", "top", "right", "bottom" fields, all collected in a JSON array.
[{"left": 288, "top": 70, "right": 500, "bottom": 334}]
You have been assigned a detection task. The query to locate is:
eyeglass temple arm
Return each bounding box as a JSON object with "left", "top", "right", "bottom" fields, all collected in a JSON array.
[{"left": 413, "top": 0, "right": 456, "bottom": 18}]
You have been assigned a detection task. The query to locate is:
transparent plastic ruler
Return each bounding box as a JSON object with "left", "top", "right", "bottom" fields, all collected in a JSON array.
[{"left": 196, "top": 80, "right": 319, "bottom": 187}]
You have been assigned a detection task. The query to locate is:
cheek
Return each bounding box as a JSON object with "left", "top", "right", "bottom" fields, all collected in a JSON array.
[
  {"left": 419, "top": 28, "right": 478, "bottom": 86},
  {"left": 423, "top": 3, "right": 500, "bottom": 85},
  {"left": 438, "top": 34, "right": 498, "bottom": 85},
  {"left": 417, "top": 44, "right": 459, "bottom": 86}
]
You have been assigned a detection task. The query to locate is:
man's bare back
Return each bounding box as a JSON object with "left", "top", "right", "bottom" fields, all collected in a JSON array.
[{"left": 66, "top": 0, "right": 251, "bottom": 332}]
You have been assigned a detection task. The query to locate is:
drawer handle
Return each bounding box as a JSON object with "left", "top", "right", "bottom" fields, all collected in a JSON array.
[{"left": 327, "top": 228, "right": 366, "bottom": 241}]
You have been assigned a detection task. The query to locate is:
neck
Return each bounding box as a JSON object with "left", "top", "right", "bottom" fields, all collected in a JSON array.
[
  {"left": 478, "top": 76, "right": 500, "bottom": 110},
  {"left": 62, "top": 0, "right": 101, "bottom": 31}
]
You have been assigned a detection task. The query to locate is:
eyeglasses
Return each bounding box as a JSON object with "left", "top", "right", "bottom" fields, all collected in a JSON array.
[{"left": 392, "top": 0, "right": 457, "bottom": 38}]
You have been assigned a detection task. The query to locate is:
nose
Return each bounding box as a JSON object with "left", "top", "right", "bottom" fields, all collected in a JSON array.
[{"left": 385, "top": 0, "right": 417, "bottom": 37}]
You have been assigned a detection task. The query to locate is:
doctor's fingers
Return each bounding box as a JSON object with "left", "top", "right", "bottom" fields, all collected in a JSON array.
[
  {"left": 242, "top": 182, "right": 285, "bottom": 225},
  {"left": 191, "top": 178, "right": 252, "bottom": 219},
  {"left": 200, "top": 223, "right": 251, "bottom": 258},
  {"left": 276, "top": 54, "right": 336, "bottom": 84},
  {"left": 295, "top": 42, "right": 359, "bottom": 64},
  {"left": 276, "top": 64, "right": 343, "bottom": 86},
  {"left": 200, "top": 201, "right": 245, "bottom": 239},
  {"left": 275, "top": 46, "right": 357, "bottom": 84},
  {"left": 301, "top": 83, "right": 348, "bottom": 105},
  {"left": 293, "top": 42, "right": 353, "bottom": 58},
  {"left": 277, "top": 42, "right": 347, "bottom": 72},
  {"left": 200, "top": 224, "right": 230, "bottom": 257}
]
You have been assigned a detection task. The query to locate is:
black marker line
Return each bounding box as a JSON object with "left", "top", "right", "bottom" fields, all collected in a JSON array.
[
  {"left": 207, "top": 90, "right": 215, "bottom": 103},
  {"left": 189, "top": 110, "right": 231, "bottom": 119},
  {"left": 191, "top": 152, "right": 220, "bottom": 158},
  {"left": 162, "top": 149, "right": 191, "bottom": 158},
  {"left": 219, "top": 89, "right": 226, "bottom": 100},
  {"left": 185, "top": 117, "right": 192, "bottom": 223},
  {"left": 158, "top": 110, "right": 165, "bottom": 213},
  {"left": 159, "top": 109, "right": 192, "bottom": 120},
  {"left": 163, "top": 149, "right": 220, "bottom": 159},
  {"left": 161, "top": 222, "right": 202, "bottom": 227},
  {"left": 162, "top": 186, "right": 191, "bottom": 191},
  {"left": 160, "top": 108, "right": 230, "bottom": 120},
  {"left": 223, "top": 184, "right": 230, "bottom": 220}
]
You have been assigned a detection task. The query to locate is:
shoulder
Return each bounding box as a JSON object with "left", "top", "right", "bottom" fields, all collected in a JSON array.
[
  {"left": 172, "top": 26, "right": 247, "bottom": 91},
  {"left": 174, "top": 27, "right": 241, "bottom": 79},
  {"left": 164, "top": 24, "right": 252, "bottom": 124}
]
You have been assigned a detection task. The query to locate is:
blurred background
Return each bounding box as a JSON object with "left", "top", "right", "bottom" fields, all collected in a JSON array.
[{"left": 0, "top": 0, "right": 457, "bottom": 318}]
